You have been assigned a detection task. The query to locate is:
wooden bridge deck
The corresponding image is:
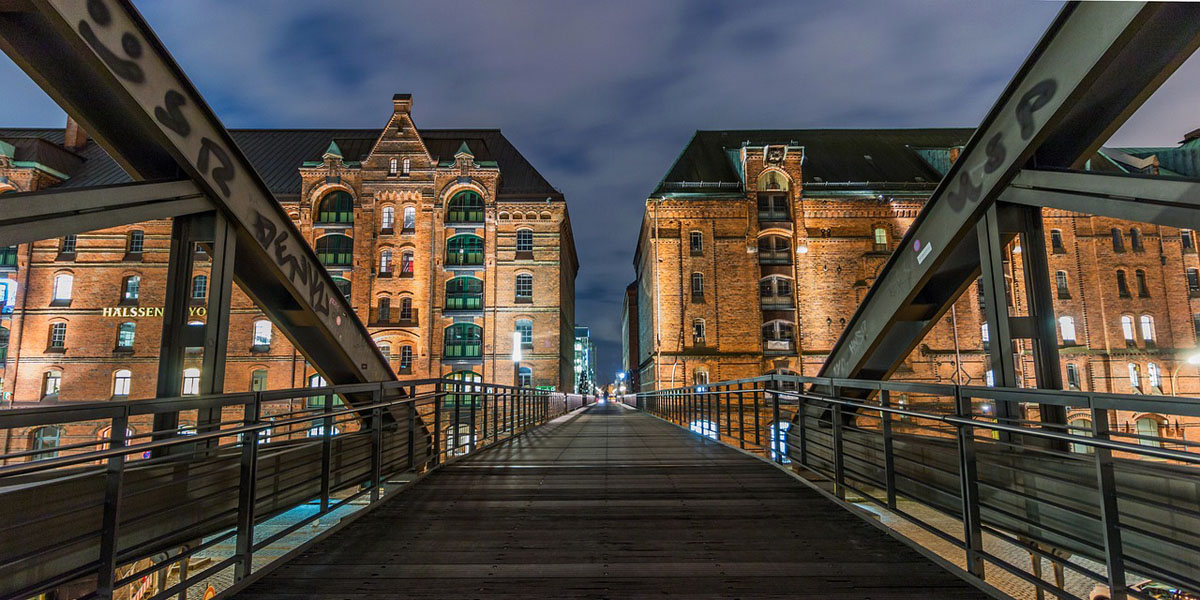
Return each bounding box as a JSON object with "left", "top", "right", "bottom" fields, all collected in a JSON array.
[{"left": 233, "top": 401, "right": 985, "bottom": 599}]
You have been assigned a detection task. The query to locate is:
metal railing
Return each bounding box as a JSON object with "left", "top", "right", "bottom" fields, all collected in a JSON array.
[
  {"left": 625, "top": 375, "right": 1200, "bottom": 600},
  {"left": 0, "top": 379, "right": 590, "bottom": 600}
]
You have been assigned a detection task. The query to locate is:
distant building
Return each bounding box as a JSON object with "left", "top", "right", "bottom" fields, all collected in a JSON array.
[
  {"left": 573, "top": 326, "right": 596, "bottom": 394},
  {"left": 620, "top": 282, "right": 638, "bottom": 391}
]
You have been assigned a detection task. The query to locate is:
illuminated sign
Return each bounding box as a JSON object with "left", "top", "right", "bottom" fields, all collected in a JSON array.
[{"left": 101, "top": 306, "right": 207, "bottom": 318}]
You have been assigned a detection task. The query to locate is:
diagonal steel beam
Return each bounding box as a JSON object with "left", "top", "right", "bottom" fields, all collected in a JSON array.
[
  {"left": 0, "top": 0, "right": 391, "bottom": 385},
  {"left": 823, "top": 1, "right": 1200, "bottom": 382},
  {"left": 0, "top": 179, "right": 210, "bottom": 245},
  {"left": 1002, "top": 169, "right": 1200, "bottom": 230}
]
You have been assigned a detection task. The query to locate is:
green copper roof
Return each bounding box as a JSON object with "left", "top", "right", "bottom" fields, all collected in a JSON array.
[
  {"left": 0, "top": 140, "right": 13, "bottom": 158},
  {"left": 455, "top": 141, "right": 473, "bottom": 156},
  {"left": 323, "top": 140, "right": 343, "bottom": 158}
]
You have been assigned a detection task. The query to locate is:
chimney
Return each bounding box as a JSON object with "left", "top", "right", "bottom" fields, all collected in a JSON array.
[
  {"left": 392, "top": 93, "right": 413, "bottom": 115},
  {"left": 64, "top": 116, "right": 87, "bottom": 152}
]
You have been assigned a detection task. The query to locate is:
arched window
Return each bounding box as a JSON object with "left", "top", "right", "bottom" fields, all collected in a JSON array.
[
  {"left": 1128, "top": 363, "right": 1141, "bottom": 390},
  {"left": 1050, "top": 229, "right": 1065, "bottom": 253},
  {"left": 1066, "top": 363, "right": 1081, "bottom": 390},
  {"left": 691, "top": 272, "right": 704, "bottom": 299},
  {"left": 515, "top": 273, "right": 533, "bottom": 301},
  {"left": 757, "top": 235, "right": 791, "bottom": 264},
  {"left": 376, "top": 296, "right": 391, "bottom": 322},
  {"left": 692, "top": 318, "right": 706, "bottom": 344},
  {"left": 379, "top": 250, "right": 393, "bottom": 274},
  {"left": 402, "top": 158, "right": 411, "bottom": 175},
  {"left": 116, "top": 322, "right": 136, "bottom": 349},
  {"left": 1189, "top": 268, "right": 1200, "bottom": 295},
  {"left": 446, "top": 370, "right": 481, "bottom": 406},
  {"left": 693, "top": 368, "right": 709, "bottom": 386},
  {"left": 759, "top": 276, "right": 793, "bottom": 308},
  {"left": 443, "top": 423, "right": 474, "bottom": 455},
  {"left": 1137, "top": 416, "right": 1161, "bottom": 447},
  {"left": 315, "top": 234, "right": 353, "bottom": 267},
  {"left": 515, "top": 319, "right": 533, "bottom": 348},
  {"left": 762, "top": 320, "right": 795, "bottom": 353},
  {"left": 31, "top": 426, "right": 62, "bottom": 459},
  {"left": 113, "top": 369, "right": 132, "bottom": 396},
  {"left": 389, "top": 158, "right": 398, "bottom": 175},
  {"left": 42, "top": 369, "right": 61, "bottom": 398},
  {"left": 1058, "top": 316, "right": 1076, "bottom": 344},
  {"left": 375, "top": 339, "right": 391, "bottom": 358},
  {"left": 381, "top": 206, "right": 395, "bottom": 231},
  {"left": 403, "top": 206, "right": 416, "bottom": 230},
  {"left": 1135, "top": 269, "right": 1149, "bottom": 297},
  {"left": 52, "top": 273, "right": 73, "bottom": 303},
  {"left": 333, "top": 277, "right": 351, "bottom": 298},
  {"left": 316, "top": 190, "right": 354, "bottom": 224},
  {"left": 769, "top": 421, "right": 792, "bottom": 463},
  {"left": 399, "top": 345, "right": 413, "bottom": 373},
  {"left": 518, "top": 366, "right": 533, "bottom": 387},
  {"left": 689, "top": 231, "right": 703, "bottom": 254},
  {"left": 182, "top": 368, "right": 201, "bottom": 395},
  {"left": 1116, "top": 270, "right": 1130, "bottom": 297},
  {"left": 1140, "top": 315, "right": 1155, "bottom": 343},
  {"left": 192, "top": 275, "right": 207, "bottom": 300},
  {"left": 758, "top": 170, "right": 788, "bottom": 192},
  {"left": 1184, "top": 229, "right": 1196, "bottom": 251},
  {"left": 1111, "top": 228, "right": 1124, "bottom": 252},
  {"left": 48, "top": 322, "right": 66, "bottom": 349},
  {"left": 873, "top": 227, "right": 888, "bottom": 250},
  {"left": 444, "top": 323, "right": 482, "bottom": 358},
  {"left": 250, "top": 369, "right": 268, "bottom": 392},
  {"left": 1148, "top": 362, "right": 1162, "bottom": 388},
  {"left": 446, "top": 277, "right": 483, "bottom": 311},
  {"left": 1121, "top": 315, "right": 1135, "bottom": 343},
  {"left": 252, "top": 319, "right": 272, "bottom": 347},
  {"left": 447, "top": 191, "right": 484, "bottom": 223},
  {"left": 1055, "top": 271, "right": 1069, "bottom": 298},
  {"left": 121, "top": 275, "right": 140, "bottom": 303},
  {"left": 399, "top": 297, "right": 413, "bottom": 321},
  {"left": 127, "top": 230, "right": 144, "bottom": 254},
  {"left": 1069, "top": 418, "right": 1094, "bottom": 454},
  {"left": 395, "top": 250, "right": 411, "bottom": 276},
  {"left": 516, "top": 229, "right": 534, "bottom": 252},
  {"left": 1130, "top": 227, "right": 1143, "bottom": 251},
  {"left": 446, "top": 235, "right": 483, "bottom": 266}
]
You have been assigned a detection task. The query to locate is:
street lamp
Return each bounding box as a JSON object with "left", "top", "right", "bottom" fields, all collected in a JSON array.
[
  {"left": 512, "top": 330, "right": 523, "bottom": 387},
  {"left": 1170, "top": 351, "right": 1200, "bottom": 396}
]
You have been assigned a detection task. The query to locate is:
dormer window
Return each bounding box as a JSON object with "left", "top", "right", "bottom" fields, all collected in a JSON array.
[
  {"left": 389, "top": 158, "right": 398, "bottom": 176},
  {"left": 402, "top": 158, "right": 411, "bottom": 175}
]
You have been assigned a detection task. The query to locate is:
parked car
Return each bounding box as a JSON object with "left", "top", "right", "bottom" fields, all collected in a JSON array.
[{"left": 1091, "top": 580, "right": 1200, "bottom": 600}]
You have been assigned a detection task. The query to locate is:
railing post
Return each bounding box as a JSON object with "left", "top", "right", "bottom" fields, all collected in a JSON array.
[
  {"left": 452, "top": 382, "right": 463, "bottom": 455},
  {"left": 955, "top": 387, "right": 985, "bottom": 578},
  {"left": 480, "top": 387, "right": 489, "bottom": 444},
  {"left": 1092, "top": 404, "right": 1127, "bottom": 600},
  {"left": 797, "top": 389, "right": 807, "bottom": 468},
  {"left": 433, "top": 382, "right": 443, "bottom": 466},
  {"left": 880, "top": 389, "right": 897, "bottom": 510},
  {"left": 320, "top": 391, "right": 333, "bottom": 513},
  {"left": 468, "top": 385, "right": 478, "bottom": 453},
  {"left": 831, "top": 386, "right": 846, "bottom": 500},
  {"left": 493, "top": 387, "right": 500, "bottom": 443},
  {"left": 407, "top": 393, "right": 417, "bottom": 471},
  {"left": 96, "top": 408, "right": 129, "bottom": 600},
  {"left": 737, "top": 382, "right": 746, "bottom": 449},
  {"left": 371, "top": 398, "right": 383, "bottom": 502},
  {"left": 234, "top": 395, "right": 261, "bottom": 582},
  {"left": 772, "top": 380, "right": 783, "bottom": 464},
  {"left": 753, "top": 385, "right": 762, "bottom": 447}
]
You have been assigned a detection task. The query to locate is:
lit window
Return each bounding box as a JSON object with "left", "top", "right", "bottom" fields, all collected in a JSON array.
[
  {"left": 693, "top": 369, "right": 708, "bottom": 385},
  {"left": 517, "top": 229, "right": 534, "bottom": 252},
  {"left": 403, "top": 206, "right": 416, "bottom": 230},
  {"left": 689, "top": 420, "right": 718, "bottom": 440},
  {"left": 192, "top": 275, "right": 207, "bottom": 300},
  {"left": 116, "top": 322, "right": 135, "bottom": 349},
  {"left": 182, "top": 368, "right": 201, "bottom": 395},
  {"left": 1058, "top": 316, "right": 1076, "bottom": 344},
  {"left": 1136, "top": 417, "right": 1160, "bottom": 447},
  {"left": 401, "top": 251, "right": 414, "bottom": 274},
  {"left": 874, "top": 227, "right": 888, "bottom": 246},
  {"left": 42, "top": 370, "right": 61, "bottom": 398},
  {"left": 251, "top": 369, "right": 268, "bottom": 392},
  {"left": 1140, "top": 315, "right": 1155, "bottom": 343},
  {"left": 389, "top": 158, "right": 398, "bottom": 175},
  {"left": 1121, "top": 315, "right": 1135, "bottom": 342},
  {"left": 1069, "top": 418, "right": 1093, "bottom": 454},
  {"left": 113, "top": 369, "right": 132, "bottom": 396},
  {"left": 53, "top": 273, "right": 73, "bottom": 302},
  {"left": 122, "top": 275, "right": 140, "bottom": 302},
  {"left": 981, "top": 322, "right": 990, "bottom": 349},
  {"left": 381, "top": 206, "right": 395, "bottom": 231},
  {"left": 516, "top": 274, "right": 533, "bottom": 300},
  {"left": 253, "top": 320, "right": 272, "bottom": 347},
  {"left": 402, "top": 158, "right": 411, "bottom": 175},
  {"left": 379, "top": 250, "right": 393, "bottom": 274},
  {"left": 48, "top": 322, "right": 66, "bottom": 349},
  {"left": 518, "top": 366, "right": 533, "bottom": 387},
  {"left": 516, "top": 319, "right": 533, "bottom": 347},
  {"left": 769, "top": 421, "right": 792, "bottom": 463},
  {"left": 985, "top": 370, "right": 995, "bottom": 387},
  {"left": 1128, "top": 363, "right": 1140, "bottom": 389},
  {"left": 1148, "top": 362, "right": 1161, "bottom": 388}
]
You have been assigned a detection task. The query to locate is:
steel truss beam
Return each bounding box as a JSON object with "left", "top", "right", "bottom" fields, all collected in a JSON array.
[
  {"left": 0, "top": 0, "right": 391, "bottom": 386},
  {"left": 823, "top": 2, "right": 1200, "bottom": 385},
  {"left": 0, "top": 179, "right": 210, "bottom": 246},
  {"left": 1003, "top": 169, "right": 1200, "bottom": 230}
]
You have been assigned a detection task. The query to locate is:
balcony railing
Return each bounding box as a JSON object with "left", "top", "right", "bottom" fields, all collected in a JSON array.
[
  {"left": 370, "top": 308, "right": 418, "bottom": 327},
  {"left": 443, "top": 342, "right": 482, "bottom": 359},
  {"left": 445, "top": 294, "right": 483, "bottom": 311}
]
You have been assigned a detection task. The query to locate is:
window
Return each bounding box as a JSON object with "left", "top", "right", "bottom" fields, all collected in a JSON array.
[
  {"left": 769, "top": 421, "right": 792, "bottom": 463},
  {"left": 42, "top": 370, "right": 61, "bottom": 398},
  {"left": 1128, "top": 363, "right": 1140, "bottom": 390},
  {"left": 689, "top": 419, "right": 718, "bottom": 440},
  {"left": 757, "top": 235, "right": 791, "bottom": 264},
  {"left": 1136, "top": 417, "right": 1161, "bottom": 447},
  {"left": 52, "top": 273, "right": 73, "bottom": 303},
  {"left": 1183, "top": 229, "right": 1195, "bottom": 251},
  {"left": 985, "top": 369, "right": 995, "bottom": 387},
  {"left": 1069, "top": 418, "right": 1093, "bottom": 454},
  {"left": 516, "top": 319, "right": 533, "bottom": 348},
  {"left": 757, "top": 194, "right": 789, "bottom": 222},
  {"left": 253, "top": 319, "right": 272, "bottom": 347},
  {"left": 1189, "top": 268, "right": 1200, "bottom": 297},
  {"left": 1193, "top": 313, "right": 1200, "bottom": 342},
  {"left": 447, "top": 191, "right": 484, "bottom": 223},
  {"left": 690, "top": 272, "right": 704, "bottom": 300},
  {"left": 446, "top": 235, "right": 483, "bottom": 266},
  {"left": 60, "top": 234, "right": 77, "bottom": 255},
  {"left": 116, "top": 322, "right": 135, "bottom": 349},
  {"left": 1116, "top": 270, "right": 1130, "bottom": 297},
  {"left": 376, "top": 297, "right": 391, "bottom": 322},
  {"left": 399, "top": 297, "right": 413, "bottom": 322},
  {"left": 48, "top": 322, "right": 66, "bottom": 349},
  {"left": 762, "top": 320, "right": 795, "bottom": 353},
  {"left": 446, "top": 277, "right": 483, "bottom": 311},
  {"left": 1130, "top": 228, "right": 1143, "bottom": 251},
  {"left": 1121, "top": 315, "right": 1135, "bottom": 343},
  {"left": 127, "top": 230, "right": 144, "bottom": 254},
  {"left": 1066, "top": 363, "right": 1081, "bottom": 390},
  {"left": 1135, "top": 268, "right": 1150, "bottom": 298},
  {"left": 1148, "top": 362, "right": 1162, "bottom": 388},
  {"left": 1059, "top": 316, "right": 1076, "bottom": 345},
  {"left": 31, "top": 426, "right": 61, "bottom": 459},
  {"left": 693, "top": 368, "right": 709, "bottom": 386},
  {"left": 518, "top": 366, "right": 533, "bottom": 387},
  {"left": 402, "top": 158, "right": 411, "bottom": 175},
  {"left": 399, "top": 345, "right": 413, "bottom": 373},
  {"left": 1140, "top": 314, "right": 1155, "bottom": 343},
  {"left": 251, "top": 369, "right": 268, "bottom": 392},
  {"left": 1111, "top": 228, "right": 1124, "bottom": 253},
  {"left": 182, "top": 368, "right": 201, "bottom": 395},
  {"left": 121, "top": 275, "right": 140, "bottom": 303},
  {"left": 1050, "top": 229, "right": 1065, "bottom": 253},
  {"left": 1055, "top": 271, "right": 1070, "bottom": 299},
  {"left": 316, "top": 190, "right": 354, "bottom": 224},
  {"left": 381, "top": 206, "right": 395, "bottom": 231},
  {"left": 689, "top": 231, "right": 703, "bottom": 254},
  {"left": 981, "top": 322, "right": 990, "bottom": 351},
  {"left": 517, "top": 229, "right": 533, "bottom": 253},
  {"left": 306, "top": 373, "right": 328, "bottom": 408},
  {"left": 693, "top": 319, "right": 706, "bottom": 344},
  {"left": 874, "top": 227, "right": 888, "bottom": 251},
  {"left": 379, "top": 250, "right": 393, "bottom": 275},
  {"left": 0, "top": 245, "right": 14, "bottom": 268},
  {"left": 389, "top": 158, "right": 398, "bottom": 175},
  {"left": 113, "top": 369, "right": 132, "bottom": 396},
  {"left": 444, "top": 323, "right": 482, "bottom": 358},
  {"left": 403, "top": 206, "right": 416, "bottom": 230},
  {"left": 445, "top": 371, "right": 481, "bottom": 406},
  {"left": 515, "top": 273, "right": 533, "bottom": 301},
  {"left": 0, "top": 325, "right": 7, "bottom": 361},
  {"left": 759, "top": 276, "right": 794, "bottom": 308},
  {"left": 315, "top": 235, "right": 353, "bottom": 267},
  {"left": 376, "top": 340, "right": 391, "bottom": 359},
  {"left": 192, "top": 275, "right": 207, "bottom": 300}
]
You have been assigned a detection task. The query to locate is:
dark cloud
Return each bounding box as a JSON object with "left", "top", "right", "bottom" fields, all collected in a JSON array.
[{"left": 3, "top": 0, "right": 1196, "bottom": 384}]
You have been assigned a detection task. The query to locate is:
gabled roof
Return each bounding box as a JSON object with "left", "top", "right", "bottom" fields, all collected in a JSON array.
[
  {"left": 0, "top": 127, "right": 561, "bottom": 199},
  {"left": 653, "top": 128, "right": 975, "bottom": 195}
]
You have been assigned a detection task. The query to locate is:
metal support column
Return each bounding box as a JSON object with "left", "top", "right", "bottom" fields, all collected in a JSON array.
[
  {"left": 199, "top": 211, "right": 236, "bottom": 434},
  {"left": 1014, "top": 204, "right": 1068, "bottom": 428},
  {"left": 976, "top": 205, "right": 1019, "bottom": 426},
  {"left": 153, "top": 216, "right": 198, "bottom": 438}
]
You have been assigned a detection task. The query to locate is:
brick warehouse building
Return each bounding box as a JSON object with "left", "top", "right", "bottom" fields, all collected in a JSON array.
[
  {"left": 0, "top": 94, "right": 578, "bottom": 427},
  {"left": 625, "top": 128, "right": 1200, "bottom": 446}
]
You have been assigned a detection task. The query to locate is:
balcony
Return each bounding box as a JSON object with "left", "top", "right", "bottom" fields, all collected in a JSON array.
[
  {"left": 445, "top": 294, "right": 483, "bottom": 312},
  {"left": 763, "top": 339, "right": 795, "bottom": 355},
  {"left": 371, "top": 308, "right": 418, "bottom": 327},
  {"left": 443, "top": 342, "right": 482, "bottom": 360}
]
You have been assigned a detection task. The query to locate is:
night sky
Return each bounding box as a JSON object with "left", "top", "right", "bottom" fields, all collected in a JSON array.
[{"left": 3, "top": 1, "right": 1196, "bottom": 385}]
